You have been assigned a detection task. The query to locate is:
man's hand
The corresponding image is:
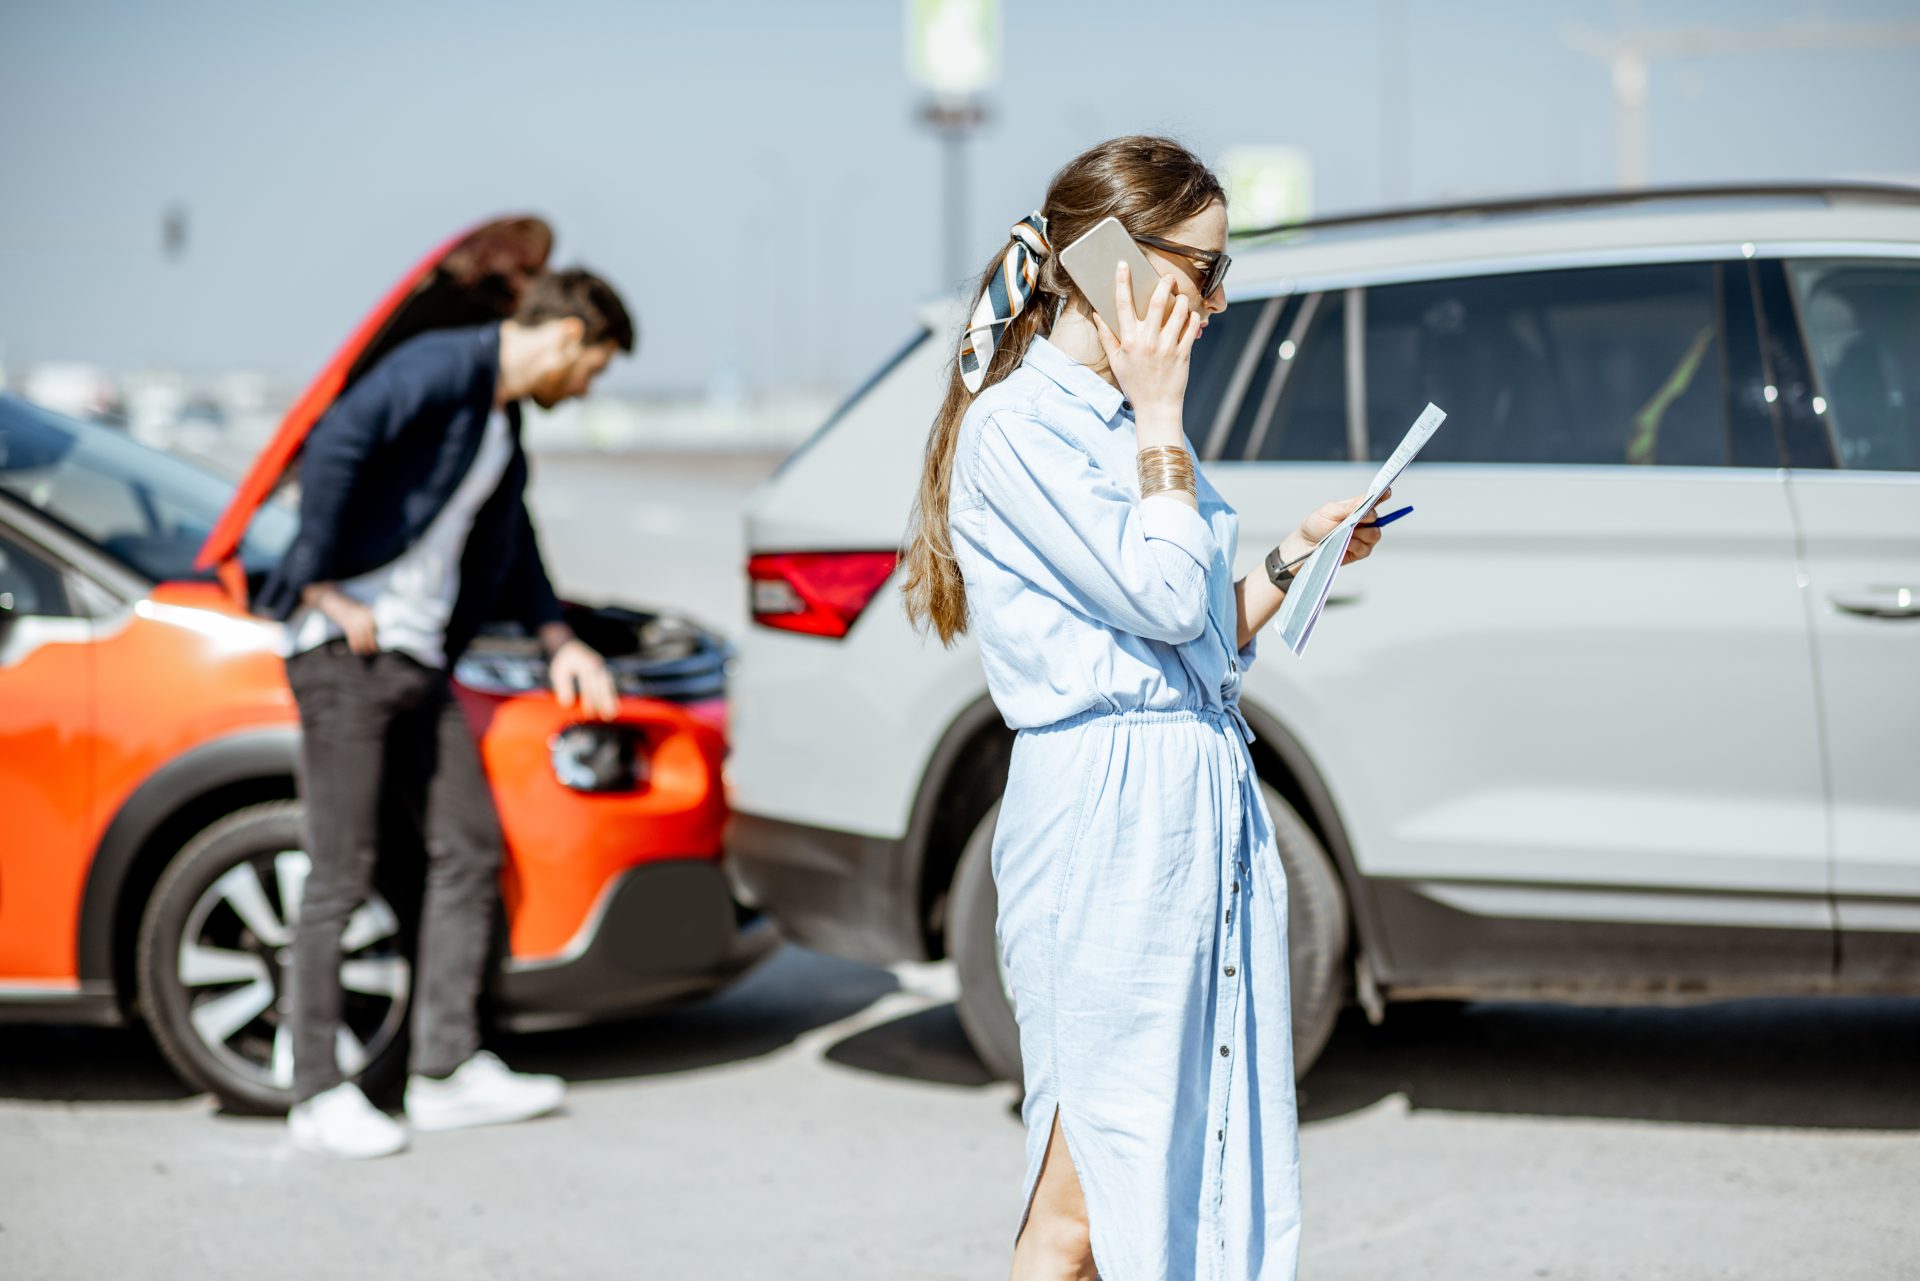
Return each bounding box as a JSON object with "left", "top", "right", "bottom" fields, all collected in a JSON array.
[
  {"left": 547, "top": 636, "right": 618, "bottom": 720},
  {"left": 303, "top": 582, "right": 378, "bottom": 655}
]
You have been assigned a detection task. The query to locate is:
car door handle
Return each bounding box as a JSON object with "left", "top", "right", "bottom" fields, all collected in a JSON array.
[{"left": 1828, "top": 587, "right": 1920, "bottom": 620}]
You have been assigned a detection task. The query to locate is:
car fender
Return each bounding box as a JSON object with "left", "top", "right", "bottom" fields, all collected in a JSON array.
[
  {"left": 77, "top": 727, "right": 302, "bottom": 987},
  {"left": 1235, "top": 698, "right": 1394, "bottom": 983},
  {"left": 904, "top": 692, "right": 1394, "bottom": 982}
]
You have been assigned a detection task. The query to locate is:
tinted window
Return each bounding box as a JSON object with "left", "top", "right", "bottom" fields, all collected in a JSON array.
[
  {"left": 0, "top": 396, "right": 294, "bottom": 582},
  {"left": 1212, "top": 296, "right": 1322, "bottom": 460},
  {"left": 1364, "top": 264, "right": 1732, "bottom": 466},
  {"left": 1182, "top": 298, "right": 1270, "bottom": 460},
  {"left": 0, "top": 530, "right": 73, "bottom": 617},
  {"left": 1788, "top": 259, "right": 1920, "bottom": 472},
  {"left": 1249, "top": 292, "right": 1349, "bottom": 462}
]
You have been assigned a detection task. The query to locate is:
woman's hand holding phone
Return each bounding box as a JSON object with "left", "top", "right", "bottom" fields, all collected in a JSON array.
[{"left": 1090, "top": 261, "right": 1202, "bottom": 448}]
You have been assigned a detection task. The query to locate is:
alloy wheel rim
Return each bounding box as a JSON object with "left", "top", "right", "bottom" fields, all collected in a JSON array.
[{"left": 176, "top": 848, "right": 410, "bottom": 1091}]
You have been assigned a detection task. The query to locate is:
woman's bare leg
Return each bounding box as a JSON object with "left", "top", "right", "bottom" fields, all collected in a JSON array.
[{"left": 1011, "top": 1109, "right": 1098, "bottom": 1281}]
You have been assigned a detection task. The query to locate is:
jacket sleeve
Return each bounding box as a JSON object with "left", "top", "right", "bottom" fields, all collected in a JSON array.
[
  {"left": 278, "top": 344, "right": 463, "bottom": 593},
  {"left": 967, "top": 408, "right": 1217, "bottom": 645}
]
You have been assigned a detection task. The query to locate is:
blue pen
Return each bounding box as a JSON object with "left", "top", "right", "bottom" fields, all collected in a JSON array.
[
  {"left": 1361, "top": 504, "right": 1413, "bottom": 529},
  {"left": 1269, "top": 504, "right": 1416, "bottom": 579}
]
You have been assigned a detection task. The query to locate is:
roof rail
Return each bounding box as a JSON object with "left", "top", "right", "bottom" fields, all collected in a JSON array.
[{"left": 1232, "top": 180, "right": 1920, "bottom": 242}]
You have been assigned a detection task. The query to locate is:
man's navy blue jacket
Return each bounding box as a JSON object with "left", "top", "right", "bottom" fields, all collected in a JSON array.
[{"left": 254, "top": 324, "right": 565, "bottom": 663}]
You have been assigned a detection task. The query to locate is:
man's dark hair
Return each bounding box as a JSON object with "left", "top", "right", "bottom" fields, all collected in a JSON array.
[{"left": 514, "top": 267, "right": 636, "bottom": 353}]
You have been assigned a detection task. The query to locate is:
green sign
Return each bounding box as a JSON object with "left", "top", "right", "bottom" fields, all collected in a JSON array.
[
  {"left": 1220, "top": 146, "right": 1313, "bottom": 231},
  {"left": 906, "top": 0, "right": 1000, "bottom": 96}
]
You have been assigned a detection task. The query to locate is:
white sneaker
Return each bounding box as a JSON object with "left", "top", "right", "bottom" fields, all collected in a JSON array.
[
  {"left": 288, "top": 1082, "right": 408, "bottom": 1159},
  {"left": 405, "top": 1051, "right": 565, "bottom": 1132}
]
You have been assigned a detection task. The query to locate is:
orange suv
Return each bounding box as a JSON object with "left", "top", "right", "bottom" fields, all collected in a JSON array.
[{"left": 0, "top": 269, "right": 762, "bottom": 1112}]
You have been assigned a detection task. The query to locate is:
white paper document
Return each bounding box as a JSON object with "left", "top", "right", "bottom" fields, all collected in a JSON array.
[{"left": 1271, "top": 402, "right": 1447, "bottom": 657}]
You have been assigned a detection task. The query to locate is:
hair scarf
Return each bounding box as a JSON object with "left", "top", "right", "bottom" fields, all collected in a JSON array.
[{"left": 958, "top": 212, "right": 1051, "bottom": 393}]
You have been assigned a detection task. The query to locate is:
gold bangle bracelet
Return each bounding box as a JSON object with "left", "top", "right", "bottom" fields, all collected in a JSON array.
[{"left": 1137, "top": 445, "right": 1196, "bottom": 497}]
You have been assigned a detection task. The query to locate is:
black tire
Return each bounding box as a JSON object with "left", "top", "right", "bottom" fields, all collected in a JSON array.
[
  {"left": 951, "top": 799, "right": 1021, "bottom": 1083},
  {"left": 136, "top": 801, "right": 413, "bottom": 1114},
  {"left": 950, "top": 781, "right": 1351, "bottom": 1083}
]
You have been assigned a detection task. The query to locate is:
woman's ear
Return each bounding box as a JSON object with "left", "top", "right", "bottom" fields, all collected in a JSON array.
[{"left": 558, "top": 316, "right": 587, "bottom": 357}]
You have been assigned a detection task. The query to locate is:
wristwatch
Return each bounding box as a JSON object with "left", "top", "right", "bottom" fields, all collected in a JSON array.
[{"left": 1264, "top": 544, "right": 1298, "bottom": 590}]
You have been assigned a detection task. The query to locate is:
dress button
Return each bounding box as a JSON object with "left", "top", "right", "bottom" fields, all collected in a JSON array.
[
  {"left": 1231, "top": 881, "right": 1239, "bottom": 894},
  {"left": 1217, "top": 1129, "right": 1224, "bottom": 1141},
  {"left": 1224, "top": 965, "right": 1236, "bottom": 977},
  {"left": 1219, "top": 1045, "right": 1230, "bottom": 1057},
  {"left": 1224, "top": 908, "right": 1232, "bottom": 925}
]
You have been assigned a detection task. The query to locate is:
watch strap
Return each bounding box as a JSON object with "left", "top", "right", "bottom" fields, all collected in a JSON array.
[{"left": 1265, "top": 545, "right": 1297, "bottom": 589}]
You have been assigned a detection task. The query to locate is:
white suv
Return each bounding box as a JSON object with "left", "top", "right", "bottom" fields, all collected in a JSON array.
[{"left": 726, "top": 184, "right": 1920, "bottom": 1080}]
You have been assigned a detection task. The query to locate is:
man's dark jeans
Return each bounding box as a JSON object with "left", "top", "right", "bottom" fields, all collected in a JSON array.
[{"left": 285, "top": 640, "right": 503, "bottom": 1102}]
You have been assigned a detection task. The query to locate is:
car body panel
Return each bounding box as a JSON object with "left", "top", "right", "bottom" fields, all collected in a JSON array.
[
  {"left": 0, "top": 605, "right": 97, "bottom": 981},
  {"left": 0, "top": 581, "right": 292, "bottom": 984},
  {"left": 461, "top": 684, "right": 728, "bottom": 960},
  {"left": 727, "top": 185, "right": 1920, "bottom": 1000},
  {"left": 1223, "top": 463, "right": 1830, "bottom": 893},
  {"left": 1788, "top": 472, "right": 1920, "bottom": 981}
]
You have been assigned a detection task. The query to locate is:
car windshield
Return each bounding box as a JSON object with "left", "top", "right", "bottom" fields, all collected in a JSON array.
[{"left": 0, "top": 394, "right": 294, "bottom": 583}]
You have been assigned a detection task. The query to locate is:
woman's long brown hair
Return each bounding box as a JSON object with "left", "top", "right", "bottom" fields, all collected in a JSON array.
[{"left": 900, "top": 135, "right": 1225, "bottom": 646}]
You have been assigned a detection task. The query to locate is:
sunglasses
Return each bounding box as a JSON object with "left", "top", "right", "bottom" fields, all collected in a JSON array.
[{"left": 1133, "top": 234, "right": 1232, "bottom": 300}]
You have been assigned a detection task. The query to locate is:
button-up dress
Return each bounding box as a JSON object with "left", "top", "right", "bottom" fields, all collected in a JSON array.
[{"left": 948, "top": 335, "right": 1301, "bottom": 1281}]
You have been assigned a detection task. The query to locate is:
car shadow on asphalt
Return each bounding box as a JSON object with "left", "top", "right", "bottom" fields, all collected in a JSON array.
[
  {"left": 494, "top": 944, "right": 901, "bottom": 1083},
  {"left": 1298, "top": 996, "right": 1920, "bottom": 1130},
  {"left": 0, "top": 945, "right": 901, "bottom": 1104},
  {"left": 800, "top": 991, "right": 1920, "bottom": 1132},
  {"left": 821, "top": 1002, "right": 998, "bottom": 1088},
  {"left": 0, "top": 1023, "right": 197, "bottom": 1103}
]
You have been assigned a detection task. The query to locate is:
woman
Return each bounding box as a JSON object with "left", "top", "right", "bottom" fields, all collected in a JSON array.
[{"left": 902, "top": 137, "right": 1391, "bottom": 1281}]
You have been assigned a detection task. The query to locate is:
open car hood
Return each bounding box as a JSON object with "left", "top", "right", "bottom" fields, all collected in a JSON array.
[
  {"left": 455, "top": 601, "right": 732, "bottom": 708},
  {"left": 195, "top": 216, "right": 553, "bottom": 577}
]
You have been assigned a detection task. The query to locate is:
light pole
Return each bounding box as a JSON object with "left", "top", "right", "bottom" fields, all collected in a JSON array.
[
  {"left": 906, "top": 0, "right": 1001, "bottom": 293},
  {"left": 921, "top": 97, "right": 987, "bottom": 289}
]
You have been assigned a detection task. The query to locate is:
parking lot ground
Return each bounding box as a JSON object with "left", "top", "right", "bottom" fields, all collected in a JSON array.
[{"left": 3, "top": 946, "right": 1917, "bottom": 1280}]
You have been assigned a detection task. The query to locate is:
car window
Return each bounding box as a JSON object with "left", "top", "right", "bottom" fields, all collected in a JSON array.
[
  {"left": 0, "top": 395, "right": 294, "bottom": 582},
  {"left": 1248, "top": 292, "right": 1349, "bottom": 462},
  {"left": 1787, "top": 259, "right": 1920, "bottom": 472},
  {"left": 1363, "top": 263, "right": 1734, "bottom": 466},
  {"left": 1182, "top": 297, "right": 1270, "bottom": 460},
  {"left": 0, "top": 529, "right": 73, "bottom": 618}
]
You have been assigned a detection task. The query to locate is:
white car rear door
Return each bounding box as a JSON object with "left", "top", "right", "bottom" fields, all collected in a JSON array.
[{"left": 1773, "top": 255, "right": 1920, "bottom": 984}]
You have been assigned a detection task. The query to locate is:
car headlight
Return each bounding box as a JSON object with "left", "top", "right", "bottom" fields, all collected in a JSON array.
[{"left": 548, "top": 724, "right": 650, "bottom": 794}]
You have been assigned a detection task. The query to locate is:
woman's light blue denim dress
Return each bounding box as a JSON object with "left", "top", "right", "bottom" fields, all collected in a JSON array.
[{"left": 948, "top": 335, "right": 1302, "bottom": 1281}]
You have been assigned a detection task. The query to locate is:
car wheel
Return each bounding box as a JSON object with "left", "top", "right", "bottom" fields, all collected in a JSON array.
[
  {"left": 949, "top": 781, "right": 1351, "bottom": 1084},
  {"left": 136, "top": 801, "right": 412, "bottom": 1114},
  {"left": 951, "top": 799, "right": 1022, "bottom": 1083}
]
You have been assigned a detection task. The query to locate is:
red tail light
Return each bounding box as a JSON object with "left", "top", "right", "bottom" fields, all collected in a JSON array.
[{"left": 748, "top": 551, "right": 900, "bottom": 639}]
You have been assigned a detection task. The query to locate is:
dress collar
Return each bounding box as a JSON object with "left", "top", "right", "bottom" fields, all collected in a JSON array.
[{"left": 1022, "top": 334, "right": 1127, "bottom": 423}]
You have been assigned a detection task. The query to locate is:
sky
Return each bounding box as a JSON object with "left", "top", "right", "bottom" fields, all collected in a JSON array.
[{"left": 2, "top": 0, "right": 1918, "bottom": 397}]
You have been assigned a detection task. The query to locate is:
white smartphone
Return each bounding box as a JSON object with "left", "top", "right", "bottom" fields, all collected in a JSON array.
[{"left": 1058, "top": 216, "right": 1163, "bottom": 335}]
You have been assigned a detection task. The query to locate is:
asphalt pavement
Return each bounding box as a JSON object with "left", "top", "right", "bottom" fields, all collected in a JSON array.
[
  {"left": 4, "top": 946, "right": 1918, "bottom": 1280},
  {"left": 6, "top": 451, "right": 1916, "bottom": 1279}
]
